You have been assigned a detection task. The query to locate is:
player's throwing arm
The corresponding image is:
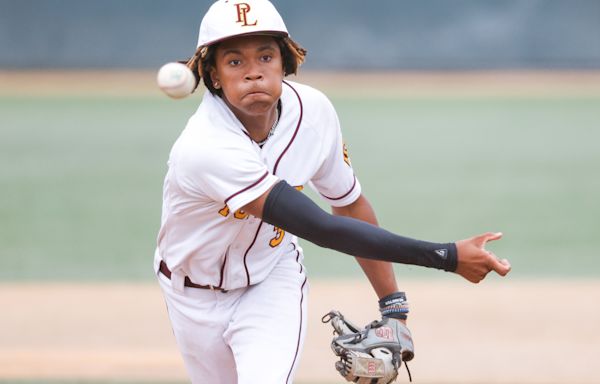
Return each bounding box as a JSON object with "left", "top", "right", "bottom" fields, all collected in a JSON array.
[{"left": 244, "top": 180, "right": 511, "bottom": 283}]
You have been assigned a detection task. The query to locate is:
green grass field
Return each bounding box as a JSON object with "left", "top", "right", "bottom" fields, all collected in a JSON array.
[{"left": 1, "top": 91, "right": 599, "bottom": 281}]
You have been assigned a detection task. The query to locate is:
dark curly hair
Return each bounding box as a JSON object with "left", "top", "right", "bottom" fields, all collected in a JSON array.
[{"left": 182, "top": 35, "right": 307, "bottom": 97}]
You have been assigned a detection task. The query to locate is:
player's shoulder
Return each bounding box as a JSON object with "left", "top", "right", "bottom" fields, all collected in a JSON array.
[
  {"left": 171, "top": 106, "right": 250, "bottom": 168},
  {"left": 283, "top": 80, "right": 337, "bottom": 127},
  {"left": 185, "top": 93, "right": 248, "bottom": 142}
]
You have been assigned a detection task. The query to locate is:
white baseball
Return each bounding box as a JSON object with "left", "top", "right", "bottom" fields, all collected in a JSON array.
[{"left": 157, "top": 62, "right": 196, "bottom": 99}]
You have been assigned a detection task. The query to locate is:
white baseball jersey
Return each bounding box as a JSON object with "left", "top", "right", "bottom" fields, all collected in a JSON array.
[{"left": 154, "top": 80, "right": 361, "bottom": 291}]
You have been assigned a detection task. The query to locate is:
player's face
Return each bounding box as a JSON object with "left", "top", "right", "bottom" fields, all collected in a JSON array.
[{"left": 211, "top": 34, "right": 284, "bottom": 117}]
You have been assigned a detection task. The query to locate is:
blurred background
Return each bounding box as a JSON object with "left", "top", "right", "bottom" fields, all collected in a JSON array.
[
  {"left": 1, "top": 1, "right": 599, "bottom": 383},
  {"left": 2, "top": 0, "right": 600, "bottom": 69}
]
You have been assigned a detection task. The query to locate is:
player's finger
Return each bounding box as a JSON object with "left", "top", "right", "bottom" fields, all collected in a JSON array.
[
  {"left": 483, "top": 232, "right": 503, "bottom": 243},
  {"left": 489, "top": 255, "right": 511, "bottom": 276}
]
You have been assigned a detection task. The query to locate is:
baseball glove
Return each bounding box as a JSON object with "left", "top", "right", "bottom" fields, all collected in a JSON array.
[{"left": 322, "top": 310, "right": 414, "bottom": 383}]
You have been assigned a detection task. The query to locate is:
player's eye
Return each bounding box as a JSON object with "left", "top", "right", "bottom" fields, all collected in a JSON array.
[
  {"left": 260, "top": 55, "right": 272, "bottom": 63},
  {"left": 228, "top": 59, "right": 242, "bottom": 66}
]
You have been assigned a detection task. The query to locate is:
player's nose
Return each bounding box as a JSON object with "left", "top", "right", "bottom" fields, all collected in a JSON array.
[
  {"left": 245, "top": 72, "right": 263, "bottom": 81},
  {"left": 244, "top": 62, "right": 263, "bottom": 81}
]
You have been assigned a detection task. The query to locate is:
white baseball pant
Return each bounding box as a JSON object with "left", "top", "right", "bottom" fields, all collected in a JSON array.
[{"left": 157, "top": 246, "right": 308, "bottom": 384}]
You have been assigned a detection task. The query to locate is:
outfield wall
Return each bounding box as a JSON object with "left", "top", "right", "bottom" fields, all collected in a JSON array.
[{"left": 1, "top": 0, "right": 599, "bottom": 69}]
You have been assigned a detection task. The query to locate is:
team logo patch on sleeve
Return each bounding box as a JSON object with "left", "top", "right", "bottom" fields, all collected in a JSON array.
[{"left": 343, "top": 143, "right": 351, "bottom": 166}]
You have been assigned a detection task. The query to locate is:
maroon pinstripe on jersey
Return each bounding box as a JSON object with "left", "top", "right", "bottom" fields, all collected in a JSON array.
[
  {"left": 224, "top": 170, "right": 270, "bottom": 205},
  {"left": 273, "top": 81, "right": 303, "bottom": 175},
  {"left": 320, "top": 174, "right": 357, "bottom": 201}
]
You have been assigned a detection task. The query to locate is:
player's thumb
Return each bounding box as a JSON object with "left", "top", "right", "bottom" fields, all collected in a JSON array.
[{"left": 490, "top": 256, "right": 511, "bottom": 276}]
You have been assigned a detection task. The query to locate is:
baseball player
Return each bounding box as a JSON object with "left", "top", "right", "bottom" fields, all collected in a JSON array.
[{"left": 154, "top": 1, "right": 511, "bottom": 383}]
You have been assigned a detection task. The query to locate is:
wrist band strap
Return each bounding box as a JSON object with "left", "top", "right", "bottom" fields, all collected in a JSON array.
[
  {"left": 379, "top": 291, "right": 409, "bottom": 319},
  {"left": 379, "top": 291, "right": 407, "bottom": 307}
]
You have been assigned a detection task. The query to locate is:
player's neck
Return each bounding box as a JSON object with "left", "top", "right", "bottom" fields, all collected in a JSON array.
[{"left": 228, "top": 100, "right": 280, "bottom": 144}]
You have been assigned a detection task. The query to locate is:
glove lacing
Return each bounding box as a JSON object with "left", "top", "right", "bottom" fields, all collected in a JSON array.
[{"left": 404, "top": 361, "right": 412, "bottom": 382}]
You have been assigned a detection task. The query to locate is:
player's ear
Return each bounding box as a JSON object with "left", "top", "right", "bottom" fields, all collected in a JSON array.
[
  {"left": 209, "top": 67, "right": 224, "bottom": 91},
  {"left": 209, "top": 67, "right": 219, "bottom": 85}
]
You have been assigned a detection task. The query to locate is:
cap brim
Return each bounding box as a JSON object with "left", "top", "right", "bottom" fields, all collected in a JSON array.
[{"left": 199, "top": 30, "right": 289, "bottom": 48}]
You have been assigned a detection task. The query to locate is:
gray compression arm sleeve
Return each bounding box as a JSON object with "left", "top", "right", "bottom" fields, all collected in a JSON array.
[{"left": 262, "top": 180, "right": 458, "bottom": 272}]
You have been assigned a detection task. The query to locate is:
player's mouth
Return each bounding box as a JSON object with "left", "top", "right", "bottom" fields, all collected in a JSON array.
[{"left": 244, "top": 89, "right": 270, "bottom": 98}]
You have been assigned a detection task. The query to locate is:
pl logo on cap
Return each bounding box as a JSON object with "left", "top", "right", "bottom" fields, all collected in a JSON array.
[{"left": 235, "top": 3, "right": 258, "bottom": 26}]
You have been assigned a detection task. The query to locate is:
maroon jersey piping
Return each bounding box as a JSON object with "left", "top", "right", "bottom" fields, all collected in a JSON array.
[
  {"left": 273, "top": 81, "right": 303, "bottom": 175},
  {"left": 242, "top": 81, "right": 304, "bottom": 287},
  {"left": 320, "top": 174, "right": 357, "bottom": 201},
  {"left": 224, "top": 170, "right": 269, "bottom": 205},
  {"left": 286, "top": 276, "right": 308, "bottom": 384}
]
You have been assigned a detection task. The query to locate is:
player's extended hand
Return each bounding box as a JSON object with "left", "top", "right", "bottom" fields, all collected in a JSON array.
[{"left": 455, "top": 232, "right": 511, "bottom": 283}]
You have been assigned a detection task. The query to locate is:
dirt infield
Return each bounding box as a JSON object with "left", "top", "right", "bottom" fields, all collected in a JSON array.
[{"left": 1, "top": 279, "right": 599, "bottom": 383}]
